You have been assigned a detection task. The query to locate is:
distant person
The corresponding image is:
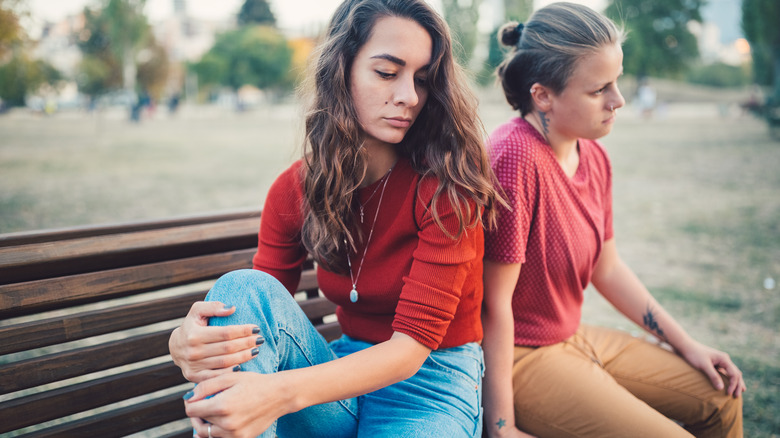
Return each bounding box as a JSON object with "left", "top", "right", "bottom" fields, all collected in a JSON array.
[
  {"left": 168, "top": 93, "right": 181, "bottom": 115},
  {"left": 481, "top": 3, "right": 745, "bottom": 437},
  {"left": 168, "top": 0, "right": 502, "bottom": 437},
  {"left": 637, "top": 77, "right": 657, "bottom": 119}
]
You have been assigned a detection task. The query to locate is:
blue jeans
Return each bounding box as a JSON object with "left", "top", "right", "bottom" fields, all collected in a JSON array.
[{"left": 205, "top": 269, "right": 484, "bottom": 437}]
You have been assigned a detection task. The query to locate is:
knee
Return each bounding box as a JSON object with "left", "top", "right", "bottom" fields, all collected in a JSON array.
[{"left": 206, "top": 269, "right": 287, "bottom": 307}]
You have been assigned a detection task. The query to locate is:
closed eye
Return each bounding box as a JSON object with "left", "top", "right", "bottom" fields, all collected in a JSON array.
[{"left": 376, "top": 70, "right": 395, "bottom": 79}]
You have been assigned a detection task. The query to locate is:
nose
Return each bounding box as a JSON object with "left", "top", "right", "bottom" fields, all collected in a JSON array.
[
  {"left": 392, "top": 74, "right": 419, "bottom": 107},
  {"left": 611, "top": 87, "right": 626, "bottom": 110}
]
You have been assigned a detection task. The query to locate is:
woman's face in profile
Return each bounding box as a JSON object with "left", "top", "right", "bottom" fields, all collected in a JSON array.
[
  {"left": 349, "top": 16, "right": 432, "bottom": 149},
  {"left": 548, "top": 43, "right": 626, "bottom": 141}
]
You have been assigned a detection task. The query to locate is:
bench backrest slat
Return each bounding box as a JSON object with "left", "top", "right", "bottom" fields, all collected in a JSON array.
[
  {"left": 0, "top": 248, "right": 254, "bottom": 319},
  {"left": 0, "top": 329, "right": 172, "bottom": 394},
  {"left": 23, "top": 392, "right": 187, "bottom": 438},
  {"left": 0, "top": 362, "right": 184, "bottom": 432},
  {"left": 0, "top": 216, "right": 261, "bottom": 284},
  {"left": 0, "top": 291, "right": 205, "bottom": 355}
]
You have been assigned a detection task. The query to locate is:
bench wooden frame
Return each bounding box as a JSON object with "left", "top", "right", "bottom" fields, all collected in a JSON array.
[{"left": 0, "top": 209, "right": 340, "bottom": 437}]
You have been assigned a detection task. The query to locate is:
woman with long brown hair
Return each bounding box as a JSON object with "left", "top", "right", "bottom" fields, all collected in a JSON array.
[{"left": 168, "top": 0, "right": 500, "bottom": 436}]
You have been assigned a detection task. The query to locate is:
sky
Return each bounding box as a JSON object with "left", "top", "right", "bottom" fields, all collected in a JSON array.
[
  {"left": 27, "top": 0, "right": 606, "bottom": 30},
  {"left": 26, "top": 0, "right": 739, "bottom": 44}
]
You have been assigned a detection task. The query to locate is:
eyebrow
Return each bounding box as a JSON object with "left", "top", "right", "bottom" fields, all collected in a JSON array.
[{"left": 370, "top": 53, "right": 406, "bottom": 66}]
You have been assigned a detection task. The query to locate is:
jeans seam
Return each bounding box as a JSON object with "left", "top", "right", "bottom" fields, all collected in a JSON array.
[{"left": 277, "top": 326, "right": 359, "bottom": 419}]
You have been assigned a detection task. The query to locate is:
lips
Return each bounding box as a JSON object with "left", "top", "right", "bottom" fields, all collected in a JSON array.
[{"left": 385, "top": 117, "right": 412, "bottom": 128}]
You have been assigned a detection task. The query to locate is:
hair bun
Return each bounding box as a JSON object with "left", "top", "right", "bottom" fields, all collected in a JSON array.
[{"left": 499, "top": 21, "right": 522, "bottom": 47}]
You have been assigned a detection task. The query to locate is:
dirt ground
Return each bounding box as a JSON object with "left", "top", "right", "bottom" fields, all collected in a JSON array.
[{"left": 0, "top": 85, "right": 778, "bottom": 436}]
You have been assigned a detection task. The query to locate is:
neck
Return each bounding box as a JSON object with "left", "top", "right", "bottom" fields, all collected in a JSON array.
[
  {"left": 362, "top": 141, "right": 398, "bottom": 187},
  {"left": 523, "top": 113, "right": 578, "bottom": 163}
]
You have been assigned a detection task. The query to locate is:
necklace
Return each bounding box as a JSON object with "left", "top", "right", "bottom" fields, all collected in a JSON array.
[
  {"left": 346, "top": 165, "right": 394, "bottom": 303},
  {"left": 358, "top": 172, "right": 387, "bottom": 224}
]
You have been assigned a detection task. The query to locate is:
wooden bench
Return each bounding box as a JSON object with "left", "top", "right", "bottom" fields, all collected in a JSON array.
[{"left": 0, "top": 209, "right": 340, "bottom": 437}]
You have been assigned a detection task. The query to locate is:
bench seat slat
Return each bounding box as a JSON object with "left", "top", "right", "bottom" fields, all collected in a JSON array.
[
  {"left": 0, "top": 248, "right": 255, "bottom": 319},
  {"left": 0, "top": 217, "right": 260, "bottom": 284},
  {"left": 0, "top": 329, "right": 172, "bottom": 395},
  {"left": 0, "top": 209, "right": 260, "bottom": 247},
  {"left": 22, "top": 391, "right": 187, "bottom": 438},
  {"left": 0, "top": 362, "right": 186, "bottom": 433},
  {"left": 0, "top": 291, "right": 206, "bottom": 356}
]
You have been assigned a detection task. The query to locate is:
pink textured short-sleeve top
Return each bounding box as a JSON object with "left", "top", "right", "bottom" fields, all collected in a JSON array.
[{"left": 485, "top": 118, "right": 614, "bottom": 346}]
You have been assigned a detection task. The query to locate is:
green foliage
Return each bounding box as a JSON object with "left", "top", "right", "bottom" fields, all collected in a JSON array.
[
  {"left": 606, "top": 0, "right": 704, "bottom": 78},
  {"left": 0, "top": 52, "right": 62, "bottom": 106},
  {"left": 477, "top": 27, "right": 505, "bottom": 86},
  {"left": 76, "top": 54, "right": 116, "bottom": 98},
  {"left": 136, "top": 41, "right": 169, "bottom": 99},
  {"left": 441, "top": 0, "right": 481, "bottom": 67},
  {"left": 741, "top": 0, "right": 780, "bottom": 99},
  {"left": 76, "top": 0, "right": 152, "bottom": 97},
  {"left": 193, "top": 26, "right": 292, "bottom": 91},
  {"left": 0, "top": 0, "right": 24, "bottom": 58},
  {"left": 238, "top": 0, "right": 276, "bottom": 26},
  {"left": 503, "top": 0, "right": 532, "bottom": 22},
  {"left": 476, "top": 0, "right": 533, "bottom": 86},
  {"left": 686, "top": 62, "right": 752, "bottom": 88}
]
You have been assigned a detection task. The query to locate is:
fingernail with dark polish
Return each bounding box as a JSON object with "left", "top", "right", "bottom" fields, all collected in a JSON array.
[
  {"left": 233, "top": 364, "right": 241, "bottom": 372},
  {"left": 256, "top": 337, "right": 265, "bottom": 345},
  {"left": 251, "top": 347, "right": 259, "bottom": 356},
  {"left": 252, "top": 327, "right": 260, "bottom": 334},
  {"left": 183, "top": 390, "right": 194, "bottom": 401}
]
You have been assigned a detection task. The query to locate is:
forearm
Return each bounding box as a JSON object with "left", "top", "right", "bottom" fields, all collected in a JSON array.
[
  {"left": 481, "top": 260, "right": 523, "bottom": 437},
  {"left": 280, "top": 332, "right": 430, "bottom": 414},
  {"left": 482, "top": 305, "right": 518, "bottom": 437},
  {"left": 592, "top": 255, "right": 695, "bottom": 353}
]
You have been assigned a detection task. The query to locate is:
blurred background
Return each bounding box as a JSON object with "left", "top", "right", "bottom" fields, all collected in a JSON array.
[{"left": 0, "top": 0, "right": 778, "bottom": 436}]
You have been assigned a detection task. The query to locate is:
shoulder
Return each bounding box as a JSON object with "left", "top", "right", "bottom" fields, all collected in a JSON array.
[
  {"left": 580, "top": 139, "right": 612, "bottom": 173},
  {"left": 266, "top": 160, "right": 305, "bottom": 211}
]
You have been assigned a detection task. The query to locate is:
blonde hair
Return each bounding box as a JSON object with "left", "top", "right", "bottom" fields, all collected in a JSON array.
[{"left": 496, "top": 2, "right": 625, "bottom": 115}]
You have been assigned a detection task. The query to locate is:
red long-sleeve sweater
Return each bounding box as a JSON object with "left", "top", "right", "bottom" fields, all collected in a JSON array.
[{"left": 251, "top": 158, "right": 483, "bottom": 350}]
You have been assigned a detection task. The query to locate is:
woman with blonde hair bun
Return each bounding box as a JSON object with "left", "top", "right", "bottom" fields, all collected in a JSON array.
[{"left": 481, "top": 3, "right": 745, "bottom": 437}]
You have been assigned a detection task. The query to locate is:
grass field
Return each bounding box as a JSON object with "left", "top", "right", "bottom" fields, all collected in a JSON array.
[{"left": 1, "top": 85, "right": 778, "bottom": 436}]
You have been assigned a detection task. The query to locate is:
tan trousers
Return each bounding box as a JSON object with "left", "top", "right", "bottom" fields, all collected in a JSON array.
[{"left": 512, "top": 325, "right": 742, "bottom": 438}]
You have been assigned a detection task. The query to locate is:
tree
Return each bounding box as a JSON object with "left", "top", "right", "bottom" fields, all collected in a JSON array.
[
  {"left": 193, "top": 26, "right": 292, "bottom": 92},
  {"left": 136, "top": 40, "right": 169, "bottom": 100},
  {"left": 441, "top": 0, "right": 481, "bottom": 68},
  {"left": 0, "top": 0, "right": 24, "bottom": 58},
  {"left": 742, "top": 0, "right": 780, "bottom": 101},
  {"left": 76, "top": 0, "right": 151, "bottom": 96},
  {"left": 0, "top": 0, "right": 62, "bottom": 106},
  {"left": 238, "top": 0, "right": 275, "bottom": 26},
  {"left": 605, "top": 0, "right": 704, "bottom": 78},
  {"left": 477, "top": 0, "right": 533, "bottom": 85}
]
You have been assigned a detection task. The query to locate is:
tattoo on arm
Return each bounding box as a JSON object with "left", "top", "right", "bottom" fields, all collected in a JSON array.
[
  {"left": 496, "top": 418, "right": 507, "bottom": 429},
  {"left": 538, "top": 110, "right": 550, "bottom": 135},
  {"left": 643, "top": 304, "right": 668, "bottom": 342}
]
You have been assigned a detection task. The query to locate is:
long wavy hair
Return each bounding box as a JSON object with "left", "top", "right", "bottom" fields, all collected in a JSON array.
[
  {"left": 300, "top": 0, "right": 500, "bottom": 273},
  {"left": 496, "top": 2, "right": 625, "bottom": 116}
]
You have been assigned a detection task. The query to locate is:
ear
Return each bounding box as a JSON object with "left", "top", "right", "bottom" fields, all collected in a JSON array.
[{"left": 529, "top": 83, "right": 553, "bottom": 112}]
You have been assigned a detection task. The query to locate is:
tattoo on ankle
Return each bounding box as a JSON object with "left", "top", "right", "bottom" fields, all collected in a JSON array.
[
  {"left": 643, "top": 304, "right": 667, "bottom": 342},
  {"left": 538, "top": 110, "right": 550, "bottom": 135},
  {"left": 496, "top": 418, "right": 507, "bottom": 429}
]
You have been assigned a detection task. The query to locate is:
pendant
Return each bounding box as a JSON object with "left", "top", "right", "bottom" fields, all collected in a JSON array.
[{"left": 350, "top": 288, "right": 359, "bottom": 303}]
